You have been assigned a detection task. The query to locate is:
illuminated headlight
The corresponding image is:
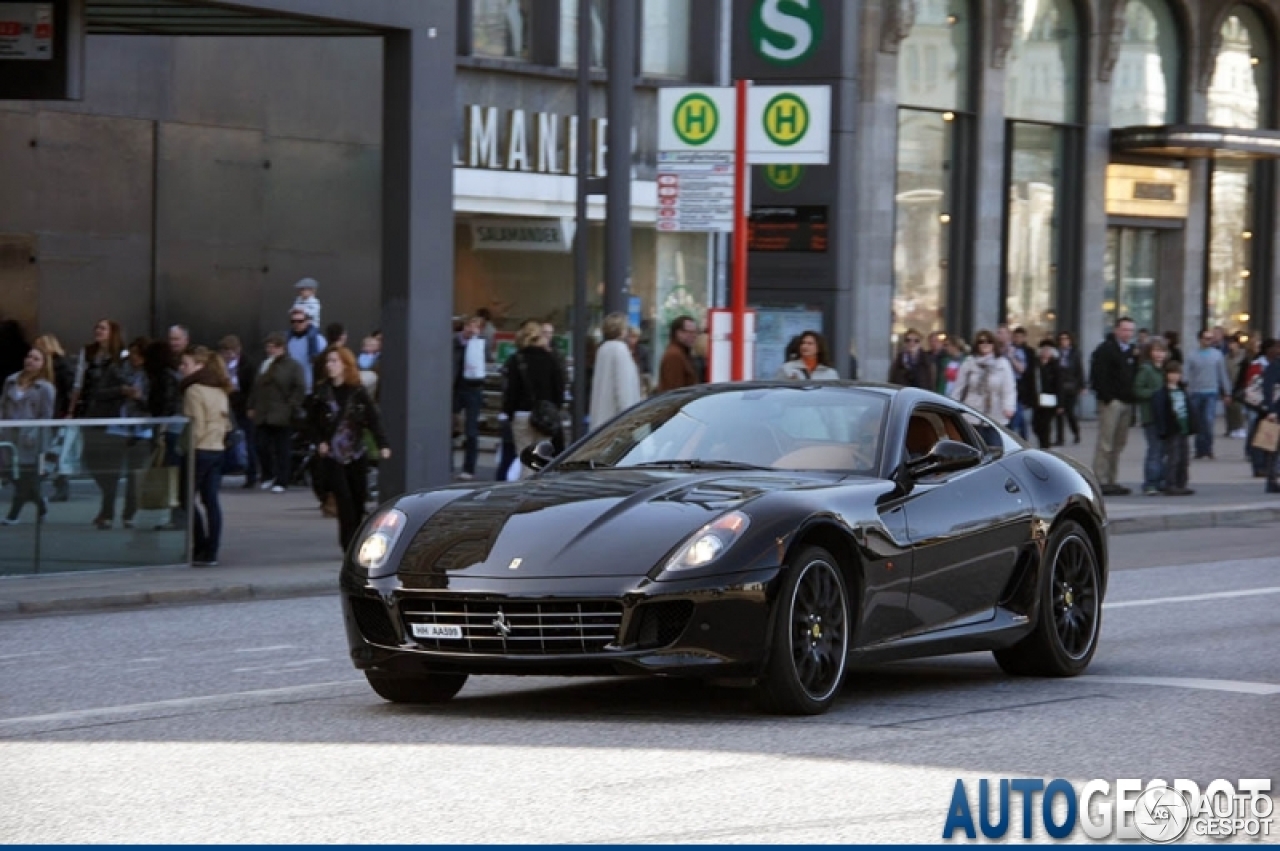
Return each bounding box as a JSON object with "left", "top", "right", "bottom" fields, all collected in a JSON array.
[
  {"left": 355, "top": 509, "right": 408, "bottom": 576},
  {"left": 665, "top": 511, "right": 751, "bottom": 572}
]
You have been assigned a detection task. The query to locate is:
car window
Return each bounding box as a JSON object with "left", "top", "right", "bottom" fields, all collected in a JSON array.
[
  {"left": 905, "top": 407, "right": 984, "bottom": 459},
  {"left": 557, "top": 386, "right": 889, "bottom": 473}
]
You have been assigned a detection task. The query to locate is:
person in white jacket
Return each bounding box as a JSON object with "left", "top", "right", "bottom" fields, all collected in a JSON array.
[
  {"left": 949, "top": 329, "right": 1016, "bottom": 443},
  {"left": 589, "top": 313, "right": 643, "bottom": 431},
  {"left": 775, "top": 331, "right": 841, "bottom": 380}
]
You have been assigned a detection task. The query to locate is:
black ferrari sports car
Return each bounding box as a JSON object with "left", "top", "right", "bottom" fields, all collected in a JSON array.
[{"left": 341, "top": 382, "right": 1108, "bottom": 715}]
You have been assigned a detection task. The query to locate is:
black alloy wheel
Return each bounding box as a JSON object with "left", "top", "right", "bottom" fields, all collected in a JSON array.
[
  {"left": 755, "top": 545, "right": 851, "bottom": 715},
  {"left": 994, "top": 520, "right": 1102, "bottom": 676},
  {"left": 1050, "top": 532, "right": 1100, "bottom": 660},
  {"left": 364, "top": 671, "right": 469, "bottom": 705}
]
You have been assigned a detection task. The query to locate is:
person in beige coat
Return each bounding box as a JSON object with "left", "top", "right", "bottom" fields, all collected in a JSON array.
[
  {"left": 589, "top": 313, "right": 643, "bottom": 432},
  {"left": 180, "top": 347, "right": 231, "bottom": 566},
  {"left": 949, "top": 329, "right": 1017, "bottom": 445}
]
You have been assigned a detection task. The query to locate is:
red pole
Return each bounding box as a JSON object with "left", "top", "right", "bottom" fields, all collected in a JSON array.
[{"left": 732, "top": 78, "right": 749, "bottom": 381}]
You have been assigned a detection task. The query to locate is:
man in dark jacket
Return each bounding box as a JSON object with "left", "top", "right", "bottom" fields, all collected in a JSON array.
[
  {"left": 1090, "top": 317, "right": 1139, "bottom": 495},
  {"left": 248, "top": 333, "right": 306, "bottom": 493},
  {"left": 657, "top": 315, "right": 700, "bottom": 393},
  {"left": 1054, "top": 331, "right": 1087, "bottom": 445}
]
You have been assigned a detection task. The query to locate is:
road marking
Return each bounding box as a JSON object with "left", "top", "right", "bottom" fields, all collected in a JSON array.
[
  {"left": 1105, "top": 586, "right": 1280, "bottom": 610},
  {"left": 0, "top": 680, "right": 363, "bottom": 730},
  {"left": 233, "top": 645, "right": 296, "bottom": 653},
  {"left": 0, "top": 651, "right": 55, "bottom": 662},
  {"left": 1082, "top": 675, "right": 1280, "bottom": 696},
  {"left": 232, "top": 658, "right": 330, "bottom": 673}
]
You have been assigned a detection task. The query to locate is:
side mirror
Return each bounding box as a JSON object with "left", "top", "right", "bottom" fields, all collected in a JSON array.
[
  {"left": 904, "top": 439, "right": 983, "bottom": 479},
  {"left": 520, "top": 439, "right": 557, "bottom": 472}
]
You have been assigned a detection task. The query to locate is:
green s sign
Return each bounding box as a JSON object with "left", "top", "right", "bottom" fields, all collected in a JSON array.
[{"left": 750, "top": 0, "right": 825, "bottom": 66}]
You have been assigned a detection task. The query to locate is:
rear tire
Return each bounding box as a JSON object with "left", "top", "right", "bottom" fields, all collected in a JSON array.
[
  {"left": 994, "top": 520, "right": 1101, "bottom": 677},
  {"left": 754, "top": 546, "right": 851, "bottom": 715},
  {"left": 365, "top": 672, "right": 468, "bottom": 704}
]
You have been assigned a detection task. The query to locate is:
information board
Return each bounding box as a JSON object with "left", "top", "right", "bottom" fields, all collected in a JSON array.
[
  {"left": 749, "top": 206, "right": 828, "bottom": 252},
  {"left": 753, "top": 307, "right": 825, "bottom": 380},
  {"left": 0, "top": 2, "right": 51, "bottom": 59}
]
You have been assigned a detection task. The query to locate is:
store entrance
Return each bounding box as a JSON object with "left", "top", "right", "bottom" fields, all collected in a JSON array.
[{"left": 1103, "top": 226, "right": 1161, "bottom": 337}]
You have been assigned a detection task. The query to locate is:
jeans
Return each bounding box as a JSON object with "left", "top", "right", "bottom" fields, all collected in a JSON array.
[
  {"left": 1009, "top": 404, "right": 1029, "bottom": 439},
  {"left": 1190, "top": 392, "right": 1218, "bottom": 457},
  {"left": 455, "top": 381, "right": 483, "bottom": 476},
  {"left": 1162, "top": 434, "right": 1190, "bottom": 490},
  {"left": 1054, "top": 392, "right": 1080, "bottom": 443},
  {"left": 193, "top": 449, "right": 224, "bottom": 559},
  {"left": 257, "top": 424, "right": 292, "bottom": 487},
  {"left": 1142, "top": 423, "right": 1165, "bottom": 491},
  {"left": 323, "top": 456, "right": 369, "bottom": 551},
  {"left": 6, "top": 466, "right": 45, "bottom": 521}
]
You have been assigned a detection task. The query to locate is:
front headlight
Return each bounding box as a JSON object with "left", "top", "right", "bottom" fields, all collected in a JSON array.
[
  {"left": 355, "top": 509, "right": 408, "bottom": 576},
  {"left": 664, "top": 511, "right": 751, "bottom": 572}
]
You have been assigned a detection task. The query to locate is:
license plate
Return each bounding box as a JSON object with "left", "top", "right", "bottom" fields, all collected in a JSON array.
[{"left": 411, "top": 623, "right": 463, "bottom": 640}]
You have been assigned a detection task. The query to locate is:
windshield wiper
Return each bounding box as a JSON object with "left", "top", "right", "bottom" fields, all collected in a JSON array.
[{"left": 626, "top": 459, "right": 771, "bottom": 471}]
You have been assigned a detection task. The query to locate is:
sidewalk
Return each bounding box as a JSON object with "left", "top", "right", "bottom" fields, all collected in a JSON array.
[{"left": 1, "top": 418, "right": 1275, "bottom": 620}]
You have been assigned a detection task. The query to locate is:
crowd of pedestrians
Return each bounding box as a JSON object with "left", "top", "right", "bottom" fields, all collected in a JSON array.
[{"left": 0, "top": 276, "right": 393, "bottom": 566}]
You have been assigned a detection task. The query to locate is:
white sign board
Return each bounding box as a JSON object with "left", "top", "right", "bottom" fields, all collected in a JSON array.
[
  {"left": 658, "top": 85, "right": 831, "bottom": 164},
  {"left": 657, "top": 87, "right": 737, "bottom": 153},
  {"left": 470, "top": 218, "right": 575, "bottom": 253},
  {"left": 747, "top": 85, "right": 831, "bottom": 164},
  {"left": 0, "top": 2, "right": 52, "bottom": 60},
  {"left": 656, "top": 151, "right": 735, "bottom": 233}
]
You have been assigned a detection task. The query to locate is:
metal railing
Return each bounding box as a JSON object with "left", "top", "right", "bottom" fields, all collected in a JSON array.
[{"left": 0, "top": 418, "right": 192, "bottom": 576}]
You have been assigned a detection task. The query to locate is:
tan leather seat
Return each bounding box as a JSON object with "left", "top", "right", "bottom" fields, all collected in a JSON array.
[{"left": 906, "top": 417, "right": 939, "bottom": 459}]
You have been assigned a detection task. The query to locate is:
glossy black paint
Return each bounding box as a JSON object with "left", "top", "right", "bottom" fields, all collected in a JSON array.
[{"left": 340, "top": 383, "right": 1109, "bottom": 697}]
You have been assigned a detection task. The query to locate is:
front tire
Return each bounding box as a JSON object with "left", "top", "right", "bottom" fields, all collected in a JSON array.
[
  {"left": 365, "top": 671, "right": 468, "bottom": 704},
  {"left": 994, "top": 520, "right": 1101, "bottom": 677},
  {"left": 755, "top": 546, "right": 851, "bottom": 715}
]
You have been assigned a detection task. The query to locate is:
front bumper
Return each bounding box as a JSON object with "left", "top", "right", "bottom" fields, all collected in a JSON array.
[{"left": 340, "top": 566, "right": 781, "bottom": 679}]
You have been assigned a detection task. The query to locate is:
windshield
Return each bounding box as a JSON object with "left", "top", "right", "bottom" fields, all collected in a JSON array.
[{"left": 555, "top": 386, "right": 889, "bottom": 474}]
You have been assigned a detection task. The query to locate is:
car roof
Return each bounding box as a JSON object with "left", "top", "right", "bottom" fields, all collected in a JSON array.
[{"left": 667, "top": 380, "right": 901, "bottom": 397}]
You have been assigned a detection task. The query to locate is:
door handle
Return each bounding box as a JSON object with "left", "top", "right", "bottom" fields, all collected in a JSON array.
[{"left": 1004, "top": 478, "right": 1021, "bottom": 493}]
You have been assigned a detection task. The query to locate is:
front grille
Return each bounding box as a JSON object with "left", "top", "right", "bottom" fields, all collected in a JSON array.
[
  {"left": 349, "top": 596, "right": 400, "bottom": 646},
  {"left": 628, "top": 600, "right": 695, "bottom": 649},
  {"left": 401, "top": 598, "right": 623, "bottom": 655}
]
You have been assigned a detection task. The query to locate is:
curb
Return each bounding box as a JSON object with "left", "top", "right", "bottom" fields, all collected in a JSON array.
[
  {"left": 0, "top": 580, "right": 336, "bottom": 620},
  {"left": 1108, "top": 506, "right": 1280, "bottom": 536}
]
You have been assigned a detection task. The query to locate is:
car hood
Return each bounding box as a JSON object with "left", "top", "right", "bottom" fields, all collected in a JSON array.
[{"left": 394, "top": 469, "right": 841, "bottom": 582}]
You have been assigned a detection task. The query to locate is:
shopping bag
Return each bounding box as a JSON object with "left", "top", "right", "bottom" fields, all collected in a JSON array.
[
  {"left": 135, "top": 445, "right": 178, "bottom": 510},
  {"left": 1252, "top": 419, "right": 1280, "bottom": 453},
  {"left": 223, "top": 428, "right": 248, "bottom": 474},
  {"left": 1038, "top": 393, "right": 1059, "bottom": 409}
]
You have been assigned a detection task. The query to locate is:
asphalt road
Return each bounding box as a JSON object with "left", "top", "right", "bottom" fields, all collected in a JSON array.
[{"left": 1, "top": 523, "right": 1277, "bottom": 843}]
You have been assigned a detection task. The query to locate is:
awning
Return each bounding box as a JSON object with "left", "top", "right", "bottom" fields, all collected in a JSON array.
[{"left": 1112, "top": 125, "right": 1280, "bottom": 159}]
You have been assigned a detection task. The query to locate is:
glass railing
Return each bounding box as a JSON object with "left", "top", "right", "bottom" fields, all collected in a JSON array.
[{"left": 0, "top": 418, "right": 191, "bottom": 576}]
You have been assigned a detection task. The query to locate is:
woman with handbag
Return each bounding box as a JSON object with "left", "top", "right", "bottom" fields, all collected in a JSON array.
[
  {"left": 179, "top": 346, "right": 232, "bottom": 566},
  {"left": 308, "top": 346, "right": 390, "bottom": 551},
  {"left": 1030, "top": 339, "right": 1064, "bottom": 450},
  {"left": 1, "top": 348, "right": 56, "bottom": 524},
  {"left": 502, "top": 320, "right": 564, "bottom": 478},
  {"left": 70, "top": 319, "right": 136, "bottom": 530}
]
